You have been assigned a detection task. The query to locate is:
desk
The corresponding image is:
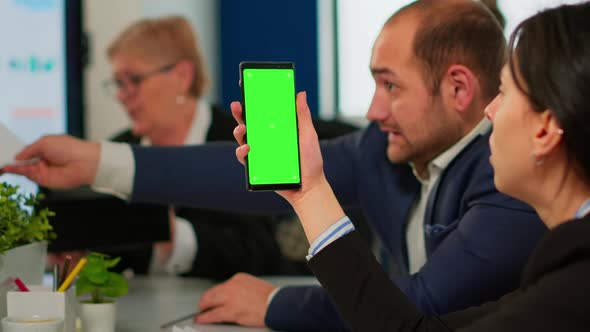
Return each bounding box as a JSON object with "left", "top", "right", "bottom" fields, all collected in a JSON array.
[{"left": 117, "top": 275, "right": 319, "bottom": 331}]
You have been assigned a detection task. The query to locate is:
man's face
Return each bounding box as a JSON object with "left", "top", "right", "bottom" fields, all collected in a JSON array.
[{"left": 366, "top": 15, "right": 462, "bottom": 168}]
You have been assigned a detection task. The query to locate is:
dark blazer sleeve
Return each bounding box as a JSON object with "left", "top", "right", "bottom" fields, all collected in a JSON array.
[
  {"left": 130, "top": 142, "right": 288, "bottom": 211},
  {"left": 130, "top": 129, "right": 363, "bottom": 213},
  {"left": 307, "top": 231, "right": 515, "bottom": 332},
  {"left": 308, "top": 228, "right": 590, "bottom": 332},
  {"left": 308, "top": 231, "right": 452, "bottom": 332}
]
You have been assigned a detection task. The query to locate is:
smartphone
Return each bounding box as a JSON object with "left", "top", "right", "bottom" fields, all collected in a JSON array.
[{"left": 239, "top": 61, "right": 301, "bottom": 191}]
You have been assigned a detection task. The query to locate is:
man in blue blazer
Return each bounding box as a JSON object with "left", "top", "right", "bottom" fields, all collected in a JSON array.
[{"left": 4, "top": 1, "right": 546, "bottom": 331}]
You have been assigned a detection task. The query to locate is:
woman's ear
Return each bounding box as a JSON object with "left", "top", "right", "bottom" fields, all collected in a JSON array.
[
  {"left": 531, "top": 110, "right": 564, "bottom": 158},
  {"left": 173, "top": 60, "right": 195, "bottom": 93}
]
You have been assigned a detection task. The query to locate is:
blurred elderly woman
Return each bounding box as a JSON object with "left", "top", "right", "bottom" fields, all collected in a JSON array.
[
  {"left": 98, "top": 16, "right": 308, "bottom": 278},
  {"left": 105, "top": 16, "right": 211, "bottom": 146}
]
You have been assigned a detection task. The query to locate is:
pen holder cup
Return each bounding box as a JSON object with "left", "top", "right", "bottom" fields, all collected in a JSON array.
[{"left": 5, "top": 286, "right": 76, "bottom": 332}]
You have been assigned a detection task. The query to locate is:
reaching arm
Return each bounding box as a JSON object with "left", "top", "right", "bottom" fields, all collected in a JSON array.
[
  {"left": 309, "top": 225, "right": 590, "bottom": 332},
  {"left": 125, "top": 97, "right": 363, "bottom": 213},
  {"left": 129, "top": 142, "right": 289, "bottom": 213},
  {"left": 3, "top": 100, "right": 361, "bottom": 217},
  {"left": 307, "top": 230, "right": 521, "bottom": 332},
  {"left": 309, "top": 231, "right": 452, "bottom": 332}
]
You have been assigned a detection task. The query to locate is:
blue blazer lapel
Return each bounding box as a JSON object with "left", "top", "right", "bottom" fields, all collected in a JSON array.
[{"left": 422, "top": 134, "right": 488, "bottom": 255}]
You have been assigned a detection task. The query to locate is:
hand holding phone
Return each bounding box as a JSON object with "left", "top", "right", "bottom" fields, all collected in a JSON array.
[
  {"left": 239, "top": 62, "right": 301, "bottom": 191},
  {"left": 233, "top": 91, "right": 347, "bottom": 245}
]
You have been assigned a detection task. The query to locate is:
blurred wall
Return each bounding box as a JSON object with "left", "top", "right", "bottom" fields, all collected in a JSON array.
[{"left": 219, "top": 0, "right": 319, "bottom": 115}]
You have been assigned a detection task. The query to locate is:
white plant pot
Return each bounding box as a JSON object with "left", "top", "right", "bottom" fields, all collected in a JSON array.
[
  {"left": 0, "top": 241, "right": 47, "bottom": 325},
  {"left": 78, "top": 302, "right": 116, "bottom": 332}
]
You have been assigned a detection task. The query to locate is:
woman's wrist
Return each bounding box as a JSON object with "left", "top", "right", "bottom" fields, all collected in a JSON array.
[{"left": 291, "top": 176, "right": 346, "bottom": 244}]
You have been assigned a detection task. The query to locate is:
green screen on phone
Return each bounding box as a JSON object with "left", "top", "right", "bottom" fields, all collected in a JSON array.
[{"left": 242, "top": 67, "right": 300, "bottom": 189}]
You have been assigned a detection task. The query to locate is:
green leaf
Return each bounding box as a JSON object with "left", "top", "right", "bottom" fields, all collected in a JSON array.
[
  {"left": 87, "top": 270, "right": 109, "bottom": 285},
  {"left": 104, "top": 257, "right": 121, "bottom": 269},
  {"left": 99, "top": 273, "right": 129, "bottom": 298},
  {"left": 75, "top": 251, "right": 128, "bottom": 302},
  {"left": 82, "top": 259, "right": 106, "bottom": 274},
  {"left": 75, "top": 275, "right": 95, "bottom": 297},
  {"left": 0, "top": 182, "right": 55, "bottom": 255}
]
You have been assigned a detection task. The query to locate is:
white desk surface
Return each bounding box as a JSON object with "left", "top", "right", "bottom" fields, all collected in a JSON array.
[{"left": 116, "top": 275, "right": 319, "bottom": 331}]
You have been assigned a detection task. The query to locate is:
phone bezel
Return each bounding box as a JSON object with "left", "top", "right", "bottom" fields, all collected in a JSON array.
[{"left": 239, "top": 61, "right": 302, "bottom": 191}]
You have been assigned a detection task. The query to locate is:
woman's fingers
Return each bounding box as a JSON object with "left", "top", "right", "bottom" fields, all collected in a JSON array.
[
  {"left": 233, "top": 124, "right": 246, "bottom": 146},
  {"left": 235, "top": 144, "right": 250, "bottom": 166}
]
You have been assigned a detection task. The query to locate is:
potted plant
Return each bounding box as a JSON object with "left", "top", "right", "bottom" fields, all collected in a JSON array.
[
  {"left": 0, "top": 181, "right": 55, "bottom": 318},
  {"left": 76, "top": 252, "right": 128, "bottom": 332}
]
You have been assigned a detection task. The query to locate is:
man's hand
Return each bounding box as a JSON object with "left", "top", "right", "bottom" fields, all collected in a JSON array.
[
  {"left": 1, "top": 135, "right": 100, "bottom": 189},
  {"left": 196, "top": 273, "right": 275, "bottom": 327}
]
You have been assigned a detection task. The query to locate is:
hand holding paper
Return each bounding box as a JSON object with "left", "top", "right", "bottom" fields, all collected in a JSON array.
[{"left": 1, "top": 134, "right": 101, "bottom": 189}]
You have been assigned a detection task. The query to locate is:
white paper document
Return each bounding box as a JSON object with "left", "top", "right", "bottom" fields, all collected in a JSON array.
[{"left": 0, "top": 122, "right": 38, "bottom": 168}]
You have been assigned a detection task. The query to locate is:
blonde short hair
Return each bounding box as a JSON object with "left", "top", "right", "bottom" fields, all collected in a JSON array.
[{"left": 107, "top": 15, "right": 209, "bottom": 98}]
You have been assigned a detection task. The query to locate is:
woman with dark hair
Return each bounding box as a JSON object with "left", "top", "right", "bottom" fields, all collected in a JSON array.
[{"left": 233, "top": 2, "right": 590, "bottom": 331}]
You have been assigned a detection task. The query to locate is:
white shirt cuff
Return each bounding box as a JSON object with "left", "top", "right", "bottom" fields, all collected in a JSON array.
[
  {"left": 164, "top": 216, "right": 198, "bottom": 275},
  {"left": 267, "top": 287, "right": 281, "bottom": 306},
  {"left": 306, "top": 216, "right": 354, "bottom": 260},
  {"left": 92, "top": 141, "right": 135, "bottom": 200}
]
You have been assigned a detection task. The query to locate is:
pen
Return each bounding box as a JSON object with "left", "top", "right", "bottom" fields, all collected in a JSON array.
[
  {"left": 14, "top": 278, "right": 29, "bottom": 292},
  {"left": 53, "top": 264, "right": 59, "bottom": 292},
  {"left": 160, "top": 311, "right": 199, "bottom": 330},
  {"left": 57, "top": 258, "right": 87, "bottom": 292},
  {"left": 60, "top": 255, "right": 72, "bottom": 286}
]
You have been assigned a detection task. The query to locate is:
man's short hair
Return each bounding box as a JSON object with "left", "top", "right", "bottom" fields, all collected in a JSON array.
[{"left": 387, "top": 0, "right": 506, "bottom": 102}]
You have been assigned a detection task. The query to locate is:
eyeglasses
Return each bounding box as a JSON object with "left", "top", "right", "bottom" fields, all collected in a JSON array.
[{"left": 102, "top": 63, "right": 176, "bottom": 97}]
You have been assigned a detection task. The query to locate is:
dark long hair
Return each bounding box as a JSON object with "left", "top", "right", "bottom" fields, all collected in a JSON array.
[{"left": 508, "top": 2, "right": 590, "bottom": 183}]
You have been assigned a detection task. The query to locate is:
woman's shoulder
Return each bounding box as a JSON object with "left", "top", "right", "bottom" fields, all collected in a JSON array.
[{"left": 522, "top": 215, "right": 590, "bottom": 284}]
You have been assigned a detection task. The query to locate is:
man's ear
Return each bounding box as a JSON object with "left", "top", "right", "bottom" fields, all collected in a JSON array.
[
  {"left": 442, "top": 65, "right": 478, "bottom": 113},
  {"left": 173, "top": 60, "right": 195, "bottom": 93},
  {"left": 532, "top": 110, "right": 564, "bottom": 158}
]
